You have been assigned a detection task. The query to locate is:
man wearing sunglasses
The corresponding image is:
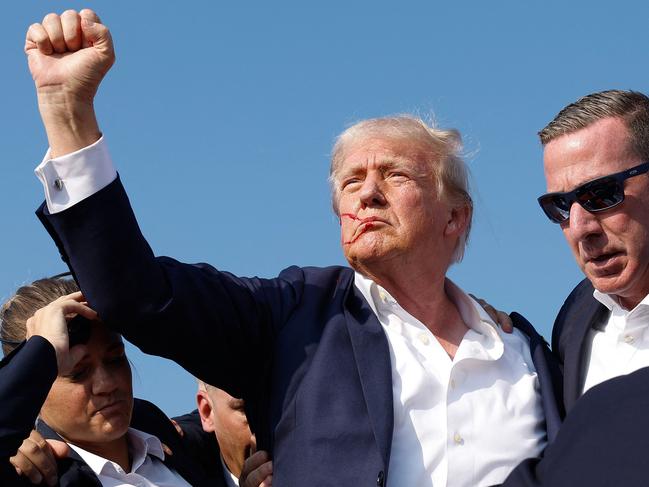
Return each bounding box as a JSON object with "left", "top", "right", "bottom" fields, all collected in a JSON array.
[
  {"left": 537, "top": 90, "right": 649, "bottom": 412},
  {"left": 495, "top": 89, "right": 649, "bottom": 487}
]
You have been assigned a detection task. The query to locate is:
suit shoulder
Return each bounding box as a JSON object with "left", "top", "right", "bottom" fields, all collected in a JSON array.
[
  {"left": 131, "top": 398, "right": 179, "bottom": 445},
  {"left": 277, "top": 265, "right": 353, "bottom": 287}
]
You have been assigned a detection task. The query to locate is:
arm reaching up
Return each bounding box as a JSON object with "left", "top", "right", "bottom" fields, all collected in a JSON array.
[{"left": 25, "top": 9, "right": 114, "bottom": 157}]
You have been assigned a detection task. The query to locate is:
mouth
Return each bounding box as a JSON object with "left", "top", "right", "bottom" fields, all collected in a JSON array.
[
  {"left": 585, "top": 251, "right": 624, "bottom": 269},
  {"left": 94, "top": 399, "right": 128, "bottom": 417},
  {"left": 342, "top": 216, "right": 386, "bottom": 245}
]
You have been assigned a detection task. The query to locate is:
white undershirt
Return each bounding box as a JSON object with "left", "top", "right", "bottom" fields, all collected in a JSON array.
[
  {"left": 35, "top": 139, "right": 547, "bottom": 487},
  {"left": 355, "top": 273, "right": 546, "bottom": 487},
  {"left": 67, "top": 428, "right": 191, "bottom": 487},
  {"left": 582, "top": 290, "right": 649, "bottom": 394}
]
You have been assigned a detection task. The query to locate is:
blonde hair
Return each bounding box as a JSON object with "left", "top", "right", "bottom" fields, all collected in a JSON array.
[
  {"left": 329, "top": 115, "right": 473, "bottom": 262},
  {"left": 0, "top": 278, "right": 79, "bottom": 356}
]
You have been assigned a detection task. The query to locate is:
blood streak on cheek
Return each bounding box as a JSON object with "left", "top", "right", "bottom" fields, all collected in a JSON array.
[
  {"left": 339, "top": 213, "right": 375, "bottom": 245},
  {"left": 340, "top": 213, "right": 360, "bottom": 222}
]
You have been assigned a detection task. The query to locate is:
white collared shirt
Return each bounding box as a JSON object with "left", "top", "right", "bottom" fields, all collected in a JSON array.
[
  {"left": 67, "top": 428, "right": 191, "bottom": 487},
  {"left": 582, "top": 290, "right": 649, "bottom": 394},
  {"left": 355, "top": 273, "right": 547, "bottom": 487}
]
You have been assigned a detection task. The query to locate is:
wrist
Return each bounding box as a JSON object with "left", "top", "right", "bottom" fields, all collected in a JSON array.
[{"left": 38, "top": 92, "right": 101, "bottom": 158}]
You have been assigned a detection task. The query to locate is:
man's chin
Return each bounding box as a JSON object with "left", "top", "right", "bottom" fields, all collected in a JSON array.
[{"left": 588, "top": 271, "right": 631, "bottom": 297}]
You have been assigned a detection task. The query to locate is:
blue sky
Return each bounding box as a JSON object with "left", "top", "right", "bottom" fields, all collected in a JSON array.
[{"left": 3, "top": 1, "right": 648, "bottom": 416}]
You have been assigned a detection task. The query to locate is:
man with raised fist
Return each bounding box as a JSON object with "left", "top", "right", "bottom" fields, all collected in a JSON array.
[{"left": 24, "top": 9, "right": 562, "bottom": 487}]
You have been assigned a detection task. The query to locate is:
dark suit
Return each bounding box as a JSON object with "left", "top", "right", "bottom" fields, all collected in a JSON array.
[
  {"left": 0, "top": 337, "right": 224, "bottom": 487},
  {"left": 502, "top": 364, "right": 649, "bottom": 487},
  {"left": 500, "top": 279, "right": 649, "bottom": 487},
  {"left": 551, "top": 278, "right": 608, "bottom": 413},
  {"left": 37, "top": 177, "right": 563, "bottom": 486}
]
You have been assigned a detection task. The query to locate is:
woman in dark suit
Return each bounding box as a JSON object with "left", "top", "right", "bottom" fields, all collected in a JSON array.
[{"left": 0, "top": 277, "right": 222, "bottom": 486}]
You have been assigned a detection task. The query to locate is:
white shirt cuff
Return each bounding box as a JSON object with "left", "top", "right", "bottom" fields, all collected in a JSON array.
[{"left": 34, "top": 136, "right": 117, "bottom": 214}]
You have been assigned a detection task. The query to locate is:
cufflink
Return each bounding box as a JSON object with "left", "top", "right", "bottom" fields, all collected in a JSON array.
[{"left": 54, "top": 178, "right": 64, "bottom": 190}]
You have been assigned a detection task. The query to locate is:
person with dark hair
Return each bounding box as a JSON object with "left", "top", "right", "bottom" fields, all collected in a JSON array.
[
  {"left": 23, "top": 10, "right": 563, "bottom": 487},
  {"left": 537, "top": 89, "right": 649, "bottom": 410},
  {"left": 505, "top": 89, "right": 649, "bottom": 486},
  {"left": 0, "top": 278, "right": 223, "bottom": 486}
]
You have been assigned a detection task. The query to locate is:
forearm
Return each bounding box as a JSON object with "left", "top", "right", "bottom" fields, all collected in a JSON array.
[
  {"left": 37, "top": 91, "right": 100, "bottom": 158},
  {"left": 0, "top": 338, "right": 57, "bottom": 457}
]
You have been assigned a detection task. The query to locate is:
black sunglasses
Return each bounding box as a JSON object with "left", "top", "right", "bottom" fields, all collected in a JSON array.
[{"left": 538, "top": 161, "right": 649, "bottom": 224}]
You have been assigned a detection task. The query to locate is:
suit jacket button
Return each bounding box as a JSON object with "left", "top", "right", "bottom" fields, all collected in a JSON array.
[{"left": 377, "top": 470, "right": 385, "bottom": 486}]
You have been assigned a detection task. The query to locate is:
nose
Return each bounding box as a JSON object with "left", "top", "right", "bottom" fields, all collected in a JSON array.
[
  {"left": 358, "top": 174, "right": 386, "bottom": 209},
  {"left": 565, "top": 201, "right": 603, "bottom": 241},
  {"left": 91, "top": 364, "right": 119, "bottom": 395}
]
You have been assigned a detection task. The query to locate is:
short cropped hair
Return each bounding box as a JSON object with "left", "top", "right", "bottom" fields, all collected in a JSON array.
[
  {"left": 539, "top": 90, "right": 649, "bottom": 161},
  {"left": 0, "top": 278, "right": 79, "bottom": 356},
  {"left": 329, "top": 115, "right": 473, "bottom": 263}
]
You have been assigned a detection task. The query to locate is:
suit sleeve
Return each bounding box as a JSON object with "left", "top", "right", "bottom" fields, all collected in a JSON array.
[
  {"left": 0, "top": 337, "right": 58, "bottom": 484},
  {"left": 37, "top": 177, "right": 304, "bottom": 399}
]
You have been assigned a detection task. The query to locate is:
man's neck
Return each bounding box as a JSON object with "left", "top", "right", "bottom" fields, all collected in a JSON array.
[
  {"left": 359, "top": 261, "right": 468, "bottom": 357},
  {"left": 70, "top": 435, "right": 131, "bottom": 472}
]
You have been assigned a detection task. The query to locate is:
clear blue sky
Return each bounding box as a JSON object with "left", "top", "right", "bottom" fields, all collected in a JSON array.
[{"left": 3, "top": 0, "right": 648, "bottom": 416}]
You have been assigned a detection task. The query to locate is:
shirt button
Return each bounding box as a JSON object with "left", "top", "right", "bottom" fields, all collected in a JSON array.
[
  {"left": 418, "top": 333, "right": 430, "bottom": 345},
  {"left": 624, "top": 335, "right": 635, "bottom": 344},
  {"left": 450, "top": 379, "right": 456, "bottom": 390},
  {"left": 54, "top": 178, "right": 64, "bottom": 190},
  {"left": 453, "top": 432, "right": 464, "bottom": 445},
  {"left": 379, "top": 291, "right": 387, "bottom": 303}
]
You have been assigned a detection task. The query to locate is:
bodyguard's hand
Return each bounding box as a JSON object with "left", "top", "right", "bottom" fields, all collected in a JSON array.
[
  {"left": 10, "top": 430, "right": 69, "bottom": 486},
  {"left": 25, "top": 9, "right": 113, "bottom": 156},
  {"left": 470, "top": 295, "right": 514, "bottom": 333},
  {"left": 25, "top": 291, "right": 97, "bottom": 375},
  {"left": 239, "top": 450, "right": 273, "bottom": 487}
]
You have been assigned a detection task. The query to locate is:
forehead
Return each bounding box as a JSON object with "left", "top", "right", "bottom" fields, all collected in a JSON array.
[
  {"left": 82, "top": 322, "right": 124, "bottom": 353},
  {"left": 543, "top": 117, "right": 638, "bottom": 191},
  {"left": 338, "top": 137, "right": 432, "bottom": 174}
]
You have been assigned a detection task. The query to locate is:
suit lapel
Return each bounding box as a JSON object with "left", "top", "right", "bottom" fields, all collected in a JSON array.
[
  {"left": 563, "top": 297, "right": 608, "bottom": 412},
  {"left": 342, "top": 276, "right": 394, "bottom": 469},
  {"left": 36, "top": 419, "right": 103, "bottom": 487},
  {"left": 510, "top": 312, "right": 564, "bottom": 442}
]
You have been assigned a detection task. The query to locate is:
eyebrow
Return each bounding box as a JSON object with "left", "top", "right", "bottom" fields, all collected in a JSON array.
[{"left": 338, "top": 157, "right": 411, "bottom": 179}]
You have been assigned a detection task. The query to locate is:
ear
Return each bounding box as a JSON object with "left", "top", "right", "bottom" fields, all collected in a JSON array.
[
  {"left": 196, "top": 390, "right": 215, "bottom": 433},
  {"left": 444, "top": 205, "right": 470, "bottom": 238}
]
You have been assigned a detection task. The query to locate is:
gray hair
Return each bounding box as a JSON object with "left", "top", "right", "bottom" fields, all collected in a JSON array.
[
  {"left": 329, "top": 115, "right": 473, "bottom": 263},
  {"left": 539, "top": 90, "right": 649, "bottom": 161}
]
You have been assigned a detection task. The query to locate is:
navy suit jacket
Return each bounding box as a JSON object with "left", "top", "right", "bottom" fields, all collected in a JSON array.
[
  {"left": 0, "top": 337, "right": 224, "bottom": 487},
  {"left": 38, "top": 177, "right": 563, "bottom": 486},
  {"left": 502, "top": 363, "right": 649, "bottom": 487},
  {"left": 551, "top": 279, "right": 608, "bottom": 413},
  {"left": 500, "top": 279, "right": 649, "bottom": 486}
]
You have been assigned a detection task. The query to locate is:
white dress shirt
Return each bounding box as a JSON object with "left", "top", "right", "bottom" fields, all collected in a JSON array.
[
  {"left": 582, "top": 290, "right": 649, "bottom": 394},
  {"left": 67, "top": 428, "right": 191, "bottom": 487},
  {"left": 355, "top": 273, "right": 546, "bottom": 487},
  {"left": 36, "top": 139, "right": 547, "bottom": 487}
]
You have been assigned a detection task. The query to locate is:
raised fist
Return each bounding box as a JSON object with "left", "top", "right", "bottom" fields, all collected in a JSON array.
[{"left": 25, "top": 9, "right": 114, "bottom": 106}]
